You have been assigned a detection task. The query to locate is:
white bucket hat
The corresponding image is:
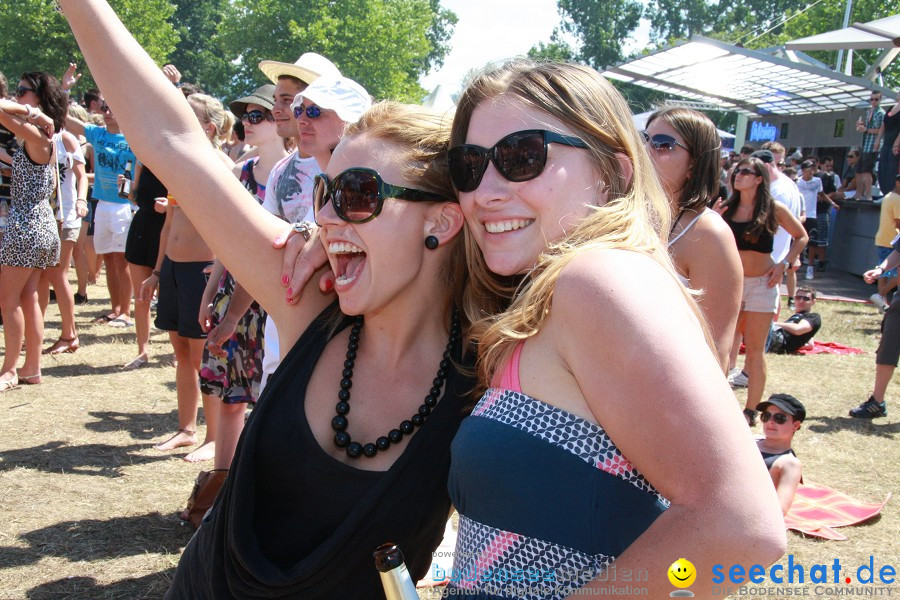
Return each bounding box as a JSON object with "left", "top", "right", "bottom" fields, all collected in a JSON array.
[
  {"left": 258, "top": 52, "right": 341, "bottom": 86},
  {"left": 292, "top": 75, "right": 372, "bottom": 124}
]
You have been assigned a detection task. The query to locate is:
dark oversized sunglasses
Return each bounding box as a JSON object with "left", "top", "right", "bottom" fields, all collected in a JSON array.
[
  {"left": 313, "top": 167, "right": 448, "bottom": 224},
  {"left": 734, "top": 168, "right": 759, "bottom": 177},
  {"left": 241, "top": 110, "right": 274, "bottom": 125},
  {"left": 100, "top": 103, "right": 112, "bottom": 113},
  {"left": 447, "top": 129, "right": 589, "bottom": 192},
  {"left": 760, "top": 412, "right": 790, "bottom": 424},
  {"left": 293, "top": 104, "right": 322, "bottom": 119},
  {"left": 641, "top": 131, "right": 688, "bottom": 152},
  {"left": 794, "top": 294, "right": 812, "bottom": 301},
  {"left": 15, "top": 85, "right": 35, "bottom": 98}
]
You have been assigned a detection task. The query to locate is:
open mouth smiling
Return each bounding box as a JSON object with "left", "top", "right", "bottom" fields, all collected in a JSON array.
[{"left": 329, "top": 241, "right": 367, "bottom": 286}]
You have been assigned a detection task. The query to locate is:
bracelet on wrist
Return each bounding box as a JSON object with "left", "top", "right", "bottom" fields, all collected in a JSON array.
[{"left": 152, "top": 270, "right": 161, "bottom": 277}]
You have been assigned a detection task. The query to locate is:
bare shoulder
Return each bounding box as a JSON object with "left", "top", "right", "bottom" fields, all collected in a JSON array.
[
  {"left": 61, "top": 130, "right": 79, "bottom": 152},
  {"left": 682, "top": 212, "right": 737, "bottom": 254},
  {"left": 556, "top": 248, "right": 679, "bottom": 303},
  {"left": 774, "top": 452, "right": 802, "bottom": 472},
  {"left": 553, "top": 248, "right": 690, "bottom": 329}
]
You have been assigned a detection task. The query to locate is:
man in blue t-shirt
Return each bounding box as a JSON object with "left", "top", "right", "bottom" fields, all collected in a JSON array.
[{"left": 66, "top": 101, "right": 135, "bottom": 326}]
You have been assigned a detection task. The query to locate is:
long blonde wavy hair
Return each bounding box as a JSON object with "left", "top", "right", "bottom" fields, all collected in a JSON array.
[{"left": 451, "top": 60, "right": 709, "bottom": 386}]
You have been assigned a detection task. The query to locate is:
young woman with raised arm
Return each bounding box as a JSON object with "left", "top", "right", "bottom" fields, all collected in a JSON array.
[
  {"left": 0, "top": 72, "right": 67, "bottom": 390},
  {"left": 57, "top": 2, "right": 477, "bottom": 597}
]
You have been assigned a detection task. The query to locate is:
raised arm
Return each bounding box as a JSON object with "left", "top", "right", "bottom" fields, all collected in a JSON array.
[
  {"left": 0, "top": 100, "right": 53, "bottom": 162},
  {"left": 57, "top": 0, "right": 330, "bottom": 342}
]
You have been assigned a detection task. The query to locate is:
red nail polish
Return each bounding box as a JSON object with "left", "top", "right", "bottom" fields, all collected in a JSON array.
[
  {"left": 324, "top": 279, "right": 333, "bottom": 291},
  {"left": 282, "top": 275, "right": 289, "bottom": 285},
  {"left": 287, "top": 287, "right": 293, "bottom": 296}
]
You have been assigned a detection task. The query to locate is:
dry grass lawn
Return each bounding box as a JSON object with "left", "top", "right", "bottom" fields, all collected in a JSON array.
[{"left": 0, "top": 275, "right": 897, "bottom": 599}]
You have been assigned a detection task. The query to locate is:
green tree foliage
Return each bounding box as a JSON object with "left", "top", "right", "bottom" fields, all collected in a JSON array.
[
  {"left": 552, "top": 0, "right": 643, "bottom": 70},
  {"left": 0, "top": 0, "right": 177, "bottom": 96},
  {"left": 216, "top": 0, "right": 455, "bottom": 102},
  {"left": 527, "top": 30, "right": 576, "bottom": 63},
  {"left": 168, "top": 0, "right": 234, "bottom": 97},
  {"left": 780, "top": 0, "right": 898, "bottom": 87}
]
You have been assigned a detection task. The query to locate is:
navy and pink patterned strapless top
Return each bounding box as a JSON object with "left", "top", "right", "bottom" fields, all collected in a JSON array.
[{"left": 447, "top": 343, "right": 669, "bottom": 600}]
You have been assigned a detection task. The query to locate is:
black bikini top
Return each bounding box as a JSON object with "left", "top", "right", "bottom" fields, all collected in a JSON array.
[{"left": 727, "top": 218, "right": 774, "bottom": 254}]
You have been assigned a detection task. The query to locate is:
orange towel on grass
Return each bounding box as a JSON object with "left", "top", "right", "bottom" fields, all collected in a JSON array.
[{"left": 784, "top": 482, "right": 890, "bottom": 540}]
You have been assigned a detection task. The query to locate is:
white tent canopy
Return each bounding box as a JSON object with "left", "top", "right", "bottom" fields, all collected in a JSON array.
[
  {"left": 785, "top": 14, "right": 900, "bottom": 51},
  {"left": 602, "top": 36, "right": 895, "bottom": 117}
]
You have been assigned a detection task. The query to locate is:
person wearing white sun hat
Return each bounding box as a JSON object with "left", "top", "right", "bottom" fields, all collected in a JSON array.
[
  {"left": 255, "top": 53, "right": 345, "bottom": 393},
  {"left": 291, "top": 75, "right": 372, "bottom": 169}
]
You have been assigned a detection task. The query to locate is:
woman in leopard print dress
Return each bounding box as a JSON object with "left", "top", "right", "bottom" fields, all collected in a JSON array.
[{"left": 0, "top": 72, "right": 68, "bottom": 391}]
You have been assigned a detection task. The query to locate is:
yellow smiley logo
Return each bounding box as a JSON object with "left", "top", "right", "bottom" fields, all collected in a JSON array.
[{"left": 668, "top": 558, "right": 697, "bottom": 588}]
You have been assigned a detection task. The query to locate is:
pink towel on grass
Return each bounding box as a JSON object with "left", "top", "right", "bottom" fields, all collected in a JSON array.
[{"left": 784, "top": 482, "right": 890, "bottom": 540}]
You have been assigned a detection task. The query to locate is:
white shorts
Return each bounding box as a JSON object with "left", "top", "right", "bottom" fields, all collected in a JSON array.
[
  {"left": 741, "top": 274, "right": 779, "bottom": 314},
  {"left": 93, "top": 201, "right": 133, "bottom": 254}
]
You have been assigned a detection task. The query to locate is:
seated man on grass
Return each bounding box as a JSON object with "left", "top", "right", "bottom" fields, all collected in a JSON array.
[
  {"left": 756, "top": 394, "right": 805, "bottom": 514},
  {"left": 766, "top": 286, "right": 821, "bottom": 354}
]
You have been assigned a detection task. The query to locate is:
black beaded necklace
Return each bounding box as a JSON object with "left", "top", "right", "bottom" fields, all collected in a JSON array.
[{"left": 331, "top": 309, "right": 461, "bottom": 459}]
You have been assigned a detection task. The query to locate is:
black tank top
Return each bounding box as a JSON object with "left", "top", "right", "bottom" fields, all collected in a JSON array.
[
  {"left": 727, "top": 218, "right": 775, "bottom": 253},
  {"left": 134, "top": 166, "right": 168, "bottom": 212},
  {"left": 761, "top": 448, "right": 796, "bottom": 470},
  {"left": 166, "top": 304, "right": 474, "bottom": 599}
]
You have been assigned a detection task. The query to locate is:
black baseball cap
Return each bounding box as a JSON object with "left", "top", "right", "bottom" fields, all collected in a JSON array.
[
  {"left": 750, "top": 149, "right": 775, "bottom": 164},
  {"left": 757, "top": 394, "right": 806, "bottom": 422}
]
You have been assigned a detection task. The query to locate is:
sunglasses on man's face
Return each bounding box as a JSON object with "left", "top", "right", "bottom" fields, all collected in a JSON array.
[
  {"left": 794, "top": 294, "right": 812, "bottom": 301},
  {"left": 760, "top": 412, "right": 790, "bottom": 424},
  {"left": 734, "top": 168, "right": 759, "bottom": 177},
  {"left": 313, "top": 167, "right": 448, "bottom": 224},
  {"left": 848, "top": 154, "right": 859, "bottom": 159},
  {"left": 241, "top": 110, "right": 274, "bottom": 125},
  {"left": 641, "top": 131, "right": 688, "bottom": 152},
  {"left": 293, "top": 104, "right": 322, "bottom": 120},
  {"left": 100, "top": 104, "right": 112, "bottom": 113},
  {"left": 448, "top": 129, "right": 589, "bottom": 193},
  {"left": 15, "top": 85, "right": 35, "bottom": 98}
]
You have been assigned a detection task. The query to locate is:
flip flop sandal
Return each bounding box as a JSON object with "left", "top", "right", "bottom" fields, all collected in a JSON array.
[
  {"left": 108, "top": 317, "right": 133, "bottom": 328},
  {"left": 18, "top": 374, "right": 42, "bottom": 385},
  {"left": 123, "top": 356, "right": 149, "bottom": 371},
  {"left": 93, "top": 313, "right": 117, "bottom": 324},
  {"left": 0, "top": 378, "right": 19, "bottom": 392}
]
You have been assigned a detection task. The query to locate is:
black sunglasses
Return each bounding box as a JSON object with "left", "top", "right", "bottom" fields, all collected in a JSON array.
[
  {"left": 314, "top": 167, "right": 448, "bottom": 224},
  {"left": 734, "top": 168, "right": 759, "bottom": 177},
  {"left": 100, "top": 103, "right": 112, "bottom": 113},
  {"left": 293, "top": 104, "right": 322, "bottom": 119},
  {"left": 760, "top": 412, "right": 790, "bottom": 424},
  {"left": 241, "top": 110, "right": 274, "bottom": 125},
  {"left": 848, "top": 154, "right": 859, "bottom": 159},
  {"left": 15, "top": 85, "right": 35, "bottom": 98},
  {"left": 448, "top": 129, "right": 589, "bottom": 192},
  {"left": 641, "top": 131, "right": 688, "bottom": 152},
  {"left": 794, "top": 294, "right": 812, "bottom": 301}
]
